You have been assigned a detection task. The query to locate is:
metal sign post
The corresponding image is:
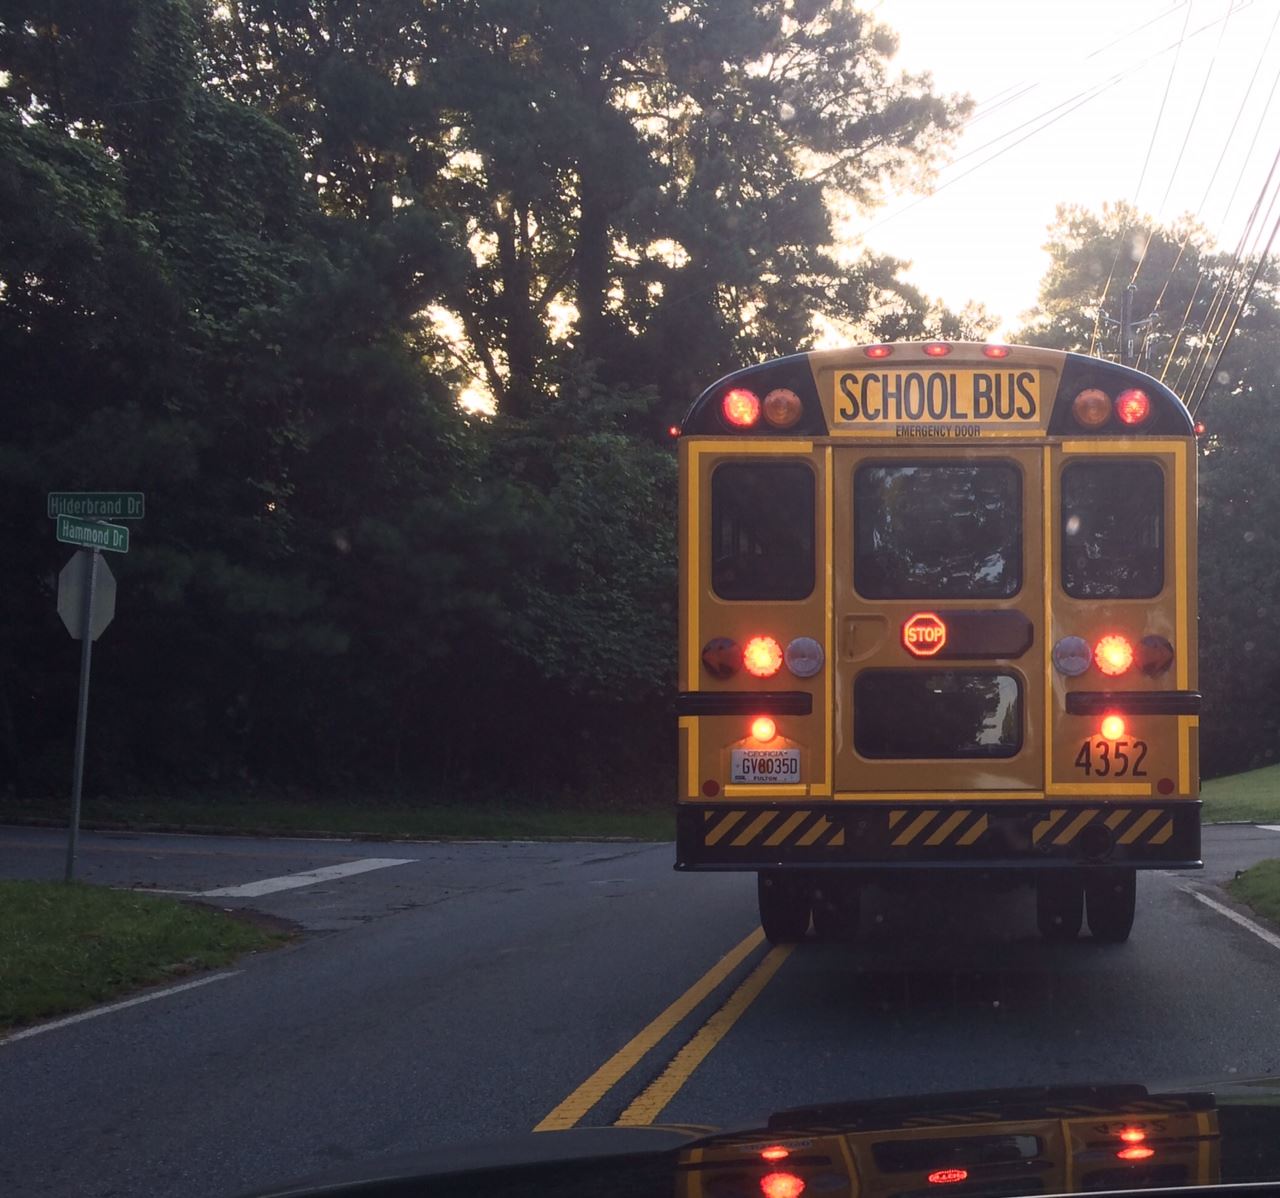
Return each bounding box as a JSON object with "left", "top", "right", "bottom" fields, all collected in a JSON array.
[
  {"left": 65, "top": 548, "right": 99, "bottom": 882},
  {"left": 48, "top": 491, "right": 142, "bottom": 882}
]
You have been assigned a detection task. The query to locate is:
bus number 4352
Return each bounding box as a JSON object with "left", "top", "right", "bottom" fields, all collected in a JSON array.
[{"left": 1074, "top": 739, "right": 1148, "bottom": 778}]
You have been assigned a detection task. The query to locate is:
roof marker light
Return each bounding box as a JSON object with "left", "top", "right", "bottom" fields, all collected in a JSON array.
[
  {"left": 923, "top": 342, "right": 951, "bottom": 357},
  {"left": 983, "top": 344, "right": 1011, "bottom": 359},
  {"left": 928, "top": 1170, "right": 970, "bottom": 1185},
  {"left": 722, "top": 388, "right": 761, "bottom": 428},
  {"left": 864, "top": 344, "right": 893, "bottom": 359},
  {"left": 760, "top": 1146, "right": 791, "bottom": 1162},
  {"left": 1118, "top": 1128, "right": 1147, "bottom": 1144}
]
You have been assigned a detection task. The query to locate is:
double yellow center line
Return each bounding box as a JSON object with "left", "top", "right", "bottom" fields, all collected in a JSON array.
[{"left": 533, "top": 927, "right": 792, "bottom": 1131}]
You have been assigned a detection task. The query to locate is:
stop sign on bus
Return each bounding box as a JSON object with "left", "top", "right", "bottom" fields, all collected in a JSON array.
[{"left": 903, "top": 612, "right": 947, "bottom": 657}]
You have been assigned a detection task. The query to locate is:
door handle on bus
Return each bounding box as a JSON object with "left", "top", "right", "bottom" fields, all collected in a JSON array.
[{"left": 842, "top": 615, "right": 888, "bottom": 662}]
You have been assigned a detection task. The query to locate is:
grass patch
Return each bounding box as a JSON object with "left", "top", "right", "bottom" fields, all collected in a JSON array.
[
  {"left": 1201, "top": 763, "right": 1280, "bottom": 824},
  {"left": 0, "top": 794, "right": 673, "bottom": 842},
  {"left": 0, "top": 880, "right": 282, "bottom": 1031},
  {"left": 1227, "top": 860, "right": 1280, "bottom": 927}
]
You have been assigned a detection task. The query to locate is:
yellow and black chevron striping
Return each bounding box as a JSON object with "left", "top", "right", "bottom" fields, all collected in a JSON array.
[
  {"left": 702, "top": 808, "right": 846, "bottom": 849},
  {"left": 887, "top": 806, "right": 1177, "bottom": 849}
]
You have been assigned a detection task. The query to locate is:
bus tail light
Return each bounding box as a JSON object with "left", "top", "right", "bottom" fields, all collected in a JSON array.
[
  {"left": 1100, "top": 714, "right": 1126, "bottom": 741},
  {"left": 1052, "top": 635, "right": 1092, "bottom": 676},
  {"left": 1115, "top": 388, "right": 1151, "bottom": 425},
  {"left": 722, "top": 388, "right": 761, "bottom": 427},
  {"left": 1139, "top": 635, "right": 1174, "bottom": 676},
  {"left": 702, "top": 637, "right": 741, "bottom": 679},
  {"left": 1117, "top": 1146, "right": 1155, "bottom": 1161},
  {"left": 743, "top": 635, "right": 784, "bottom": 678},
  {"left": 1094, "top": 635, "right": 1134, "bottom": 676},
  {"left": 784, "top": 636, "right": 824, "bottom": 678},
  {"left": 761, "top": 1174, "right": 805, "bottom": 1198},
  {"left": 1118, "top": 1128, "right": 1147, "bottom": 1144},
  {"left": 1072, "top": 388, "right": 1111, "bottom": 428},
  {"left": 763, "top": 388, "right": 803, "bottom": 428},
  {"left": 751, "top": 716, "right": 777, "bottom": 743}
]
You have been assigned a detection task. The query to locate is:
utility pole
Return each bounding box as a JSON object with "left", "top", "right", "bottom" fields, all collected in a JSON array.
[{"left": 1101, "top": 283, "right": 1157, "bottom": 366}]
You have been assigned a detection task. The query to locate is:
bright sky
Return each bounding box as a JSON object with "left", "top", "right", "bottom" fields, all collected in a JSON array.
[{"left": 858, "top": 0, "right": 1280, "bottom": 335}]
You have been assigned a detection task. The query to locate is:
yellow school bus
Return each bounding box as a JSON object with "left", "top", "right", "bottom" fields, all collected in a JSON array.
[
  {"left": 674, "top": 342, "right": 1200, "bottom": 944},
  {"left": 677, "top": 1087, "right": 1219, "bottom": 1198}
]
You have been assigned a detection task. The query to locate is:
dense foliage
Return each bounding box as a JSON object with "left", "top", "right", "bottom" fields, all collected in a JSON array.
[{"left": 1, "top": 0, "right": 968, "bottom": 799}]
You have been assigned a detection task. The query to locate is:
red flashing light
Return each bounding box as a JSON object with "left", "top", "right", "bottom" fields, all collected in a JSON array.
[
  {"left": 1118, "top": 1128, "right": 1147, "bottom": 1144},
  {"left": 864, "top": 344, "right": 893, "bottom": 359},
  {"left": 1194, "top": 421, "right": 1206, "bottom": 436},
  {"left": 923, "top": 343, "right": 951, "bottom": 357},
  {"left": 668, "top": 425, "right": 681, "bottom": 438},
  {"left": 763, "top": 388, "right": 803, "bottom": 429},
  {"left": 982, "top": 345, "right": 1011, "bottom": 359},
  {"left": 1095, "top": 635, "right": 1134, "bottom": 676},
  {"left": 743, "top": 636, "right": 784, "bottom": 678},
  {"left": 761, "top": 1173, "right": 806, "bottom": 1198},
  {"left": 760, "top": 1146, "right": 790, "bottom": 1162},
  {"left": 722, "top": 388, "right": 761, "bottom": 428},
  {"left": 928, "top": 1170, "right": 970, "bottom": 1185},
  {"left": 1115, "top": 388, "right": 1151, "bottom": 425},
  {"left": 1117, "top": 1147, "right": 1155, "bottom": 1161},
  {"left": 903, "top": 612, "right": 947, "bottom": 657}
]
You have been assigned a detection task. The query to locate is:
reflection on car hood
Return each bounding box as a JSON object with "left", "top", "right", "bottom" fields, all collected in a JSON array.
[{"left": 244, "top": 1077, "right": 1280, "bottom": 1198}]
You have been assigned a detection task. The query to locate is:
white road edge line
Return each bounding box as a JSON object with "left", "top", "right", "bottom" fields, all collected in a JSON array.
[
  {"left": 198, "top": 857, "right": 414, "bottom": 898},
  {"left": 1180, "top": 884, "right": 1280, "bottom": 952},
  {"left": 1258, "top": 825, "right": 1280, "bottom": 833},
  {"left": 2, "top": 972, "right": 240, "bottom": 1046}
]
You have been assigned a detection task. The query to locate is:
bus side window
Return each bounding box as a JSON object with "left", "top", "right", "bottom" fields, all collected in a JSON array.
[
  {"left": 1061, "top": 461, "right": 1164, "bottom": 598},
  {"left": 710, "top": 462, "right": 815, "bottom": 600}
]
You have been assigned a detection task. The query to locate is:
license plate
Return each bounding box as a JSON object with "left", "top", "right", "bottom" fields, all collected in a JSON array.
[{"left": 731, "top": 748, "right": 801, "bottom": 784}]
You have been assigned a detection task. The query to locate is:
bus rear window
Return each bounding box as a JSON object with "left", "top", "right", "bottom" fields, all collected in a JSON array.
[
  {"left": 854, "top": 463, "right": 1021, "bottom": 599},
  {"left": 1061, "top": 461, "right": 1163, "bottom": 598},
  {"left": 855, "top": 671, "right": 1021, "bottom": 759},
  {"left": 711, "top": 462, "right": 814, "bottom": 600}
]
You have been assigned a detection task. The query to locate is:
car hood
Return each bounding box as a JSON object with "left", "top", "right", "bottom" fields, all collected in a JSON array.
[{"left": 244, "top": 1076, "right": 1280, "bottom": 1197}]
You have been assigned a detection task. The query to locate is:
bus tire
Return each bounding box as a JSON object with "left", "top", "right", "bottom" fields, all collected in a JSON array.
[
  {"left": 1086, "top": 868, "right": 1137, "bottom": 943},
  {"left": 811, "top": 878, "right": 860, "bottom": 942},
  {"left": 1036, "top": 872, "right": 1084, "bottom": 941},
  {"left": 758, "top": 872, "right": 810, "bottom": 944}
]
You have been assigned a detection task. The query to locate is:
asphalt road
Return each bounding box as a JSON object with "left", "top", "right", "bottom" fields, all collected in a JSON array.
[{"left": 3, "top": 823, "right": 1280, "bottom": 1198}]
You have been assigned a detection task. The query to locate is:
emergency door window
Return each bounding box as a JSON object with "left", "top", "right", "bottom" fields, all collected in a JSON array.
[
  {"left": 854, "top": 671, "right": 1022, "bottom": 758},
  {"left": 1061, "top": 461, "right": 1163, "bottom": 598},
  {"left": 711, "top": 462, "right": 815, "bottom": 600},
  {"left": 854, "top": 463, "right": 1021, "bottom": 598}
]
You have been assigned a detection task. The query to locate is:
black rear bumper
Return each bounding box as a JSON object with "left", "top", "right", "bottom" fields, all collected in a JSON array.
[{"left": 675, "top": 800, "right": 1201, "bottom": 872}]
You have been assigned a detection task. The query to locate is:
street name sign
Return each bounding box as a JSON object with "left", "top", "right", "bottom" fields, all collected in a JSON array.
[
  {"left": 55, "top": 514, "right": 129, "bottom": 553},
  {"left": 47, "top": 492, "right": 145, "bottom": 520}
]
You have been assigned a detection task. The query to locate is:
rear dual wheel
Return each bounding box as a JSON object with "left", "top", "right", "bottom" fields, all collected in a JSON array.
[
  {"left": 757, "top": 873, "right": 861, "bottom": 944},
  {"left": 1036, "top": 868, "right": 1137, "bottom": 943}
]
